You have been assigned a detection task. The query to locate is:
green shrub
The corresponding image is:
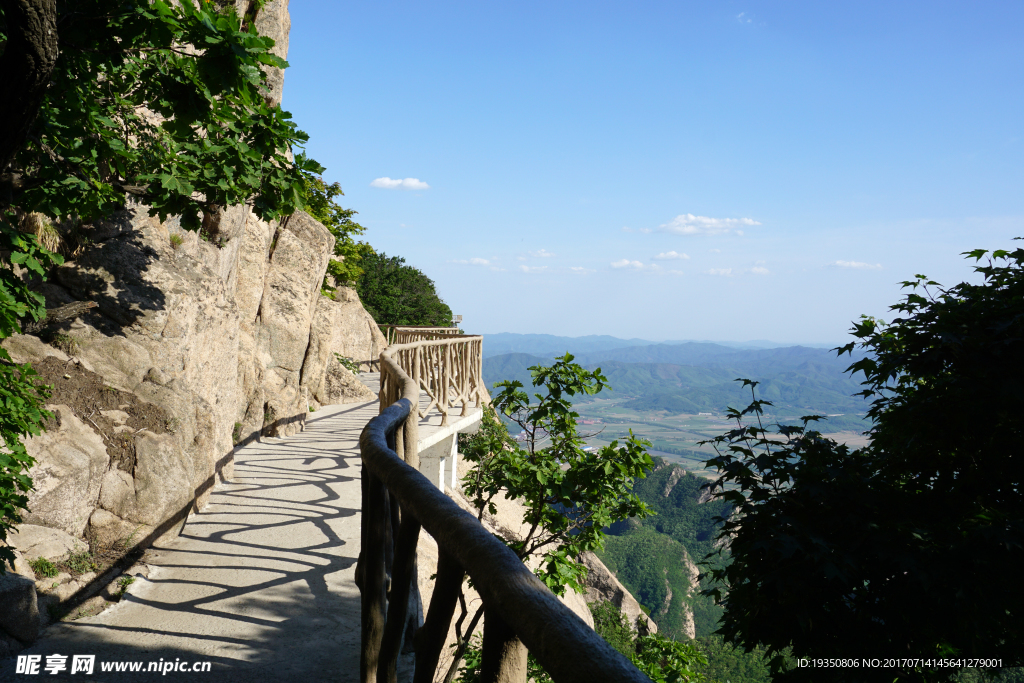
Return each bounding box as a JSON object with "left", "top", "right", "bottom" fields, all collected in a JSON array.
[
  {"left": 62, "top": 548, "right": 98, "bottom": 575},
  {"left": 355, "top": 251, "right": 453, "bottom": 326},
  {"left": 30, "top": 557, "right": 58, "bottom": 579},
  {"left": 116, "top": 575, "right": 135, "bottom": 596},
  {"left": 165, "top": 416, "right": 180, "bottom": 434},
  {"left": 334, "top": 353, "right": 360, "bottom": 374},
  {"left": 589, "top": 600, "right": 636, "bottom": 658}
]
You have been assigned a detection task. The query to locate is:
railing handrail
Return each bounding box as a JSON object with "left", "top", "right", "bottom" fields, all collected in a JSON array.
[
  {"left": 359, "top": 393, "right": 651, "bottom": 683},
  {"left": 378, "top": 335, "right": 486, "bottom": 427},
  {"left": 380, "top": 324, "right": 464, "bottom": 345}
]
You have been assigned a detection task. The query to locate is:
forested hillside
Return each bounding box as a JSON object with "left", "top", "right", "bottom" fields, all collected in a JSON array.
[
  {"left": 481, "top": 344, "right": 871, "bottom": 421},
  {"left": 598, "top": 459, "right": 729, "bottom": 639}
]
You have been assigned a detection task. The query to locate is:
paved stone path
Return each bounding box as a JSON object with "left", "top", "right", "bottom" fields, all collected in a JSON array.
[{"left": 2, "top": 393, "right": 380, "bottom": 682}]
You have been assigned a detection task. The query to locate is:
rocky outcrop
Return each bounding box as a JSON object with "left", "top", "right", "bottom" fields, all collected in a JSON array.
[
  {"left": 0, "top": 0, "right": 394, "bottom": 651},
  {"left": 680, "top": 550, "right": 699, "bottom": 639},
  {"left": 0, "top": 572, "right": 39, "bottom": 644},
  {"left": 21, "top": 406, "right": 109, "bottom": 537},
  {"left": 6, "top": 525, "right": 81, "bottom": 562},
  {"left": 662, "top": 467, "right": 684, "bottom": 497},
  {"left": 250, "top": 0, "right": 291, "bottom": 108},
  {"left": 330, "top": 286, "right": 389, "bottom": 368},
  {"left": 6, "top": 192, "right": 381, "bottom": 537},
  {"left": 580, "top": 551, "right": 658, "bottom": 635}
]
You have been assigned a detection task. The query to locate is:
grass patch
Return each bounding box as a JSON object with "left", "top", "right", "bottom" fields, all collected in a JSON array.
[
  {"left": 116, "top": 575, "right": 135, "bottom": 596},
  {"left": 169, "top": 233, "right": 184, "bottom": 249},
  {"left": 50, "top": 333, "right": 81, "bottom": 356},
  {"left": 60, "top": 547, "right": 99, "bottom": 576},
  {"left": 30, "top": 557, "right": 58, "bottom": 578}
]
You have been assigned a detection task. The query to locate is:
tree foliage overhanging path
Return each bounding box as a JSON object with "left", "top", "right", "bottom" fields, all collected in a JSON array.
[
  {"left": 0, "top": 0, "right": 323, "bottom": 570},
  {"left": 702, "top": 245, "right": 1024, "bottom": 681}
]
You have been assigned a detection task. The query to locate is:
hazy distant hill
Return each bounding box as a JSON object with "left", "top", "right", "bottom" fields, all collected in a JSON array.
[
  {"left": 479, "top": 333, "right": 657, "bottom": 358},
  {"left": 482, "top": 343, "right": 870, "bottom": 419},
  {"left": 478, "top": 332, "right": 840, "bottom": 359},
  {"left": 573, "top": 342, "right": 860, "bottom": 370}
]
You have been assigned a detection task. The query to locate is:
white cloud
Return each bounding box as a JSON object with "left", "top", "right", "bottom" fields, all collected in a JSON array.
[
  {"left": 668, "top": 269, "right": 685, "bottom": 276},
  {"left": 653, "top": 251, "right": 690, "bottom": 261},
  {"left": 529, "top": 249, "right": 555, "bottom": 258},
  {"left": 450, "top": 257, "right": 491, "bottom": 266},
  {"left": 737, "top": 11, "right": 753, "bottom": 23},
  {"left": 709, "top": 248, "right": 722, "bottom": 253},
  {"left": 370, "top": 177, "right": 430, "bottom": 190},
  {"left": 831, "top": 260, "right": 883, "bottom": 270},
  {"left": 570, "top": 267, "right": 595, "bottom": 275},
  {"left": 658, "top": 213, "right": 760, "bottom": 236},
  {"left": 704, "top": 268, "right": 733, "bottom": 276},
  {"left": 750, "top": 266, "right": 770, "bottom": 275},
  {"left": 622, "top": 226, "right": 651, "bottom": 234},
  {"left": 611, "top": 259, "right": 646, "bottom": 269},
  {"left": 519, "top": 265, "right": 548, "bottom": 273}
]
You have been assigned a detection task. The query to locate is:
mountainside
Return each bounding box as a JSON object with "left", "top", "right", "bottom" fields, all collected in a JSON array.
[
  {"left": 597, "top": 459, "right": 729, "bottom": 639},
  {"left": 479, "top": 333, "right": 659, "bottom": 358},
  {"left": 479, "top": 332, "right": 842, "bottom": 359},
  {"left": 482, "top": 345, "right": 870, "bottom": 419}
]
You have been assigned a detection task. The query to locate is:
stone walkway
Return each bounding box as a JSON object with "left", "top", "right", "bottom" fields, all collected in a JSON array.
[
  {"left": 2, "top": 394, "right": 379, "bottom": 682},
  {"left": 1, "top": 372, "right": 482, "bottom": 682}
]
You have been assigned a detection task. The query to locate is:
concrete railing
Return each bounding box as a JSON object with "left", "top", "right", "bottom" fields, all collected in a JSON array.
[
  {"left": 357, "top": 329, "right": 651, "bottom": 683},
  {"left": 378, "top": 334, "right": 485, "bottom": 427},
  {"left": 380, "top": 324, "right": 463, "bottom": 346}
]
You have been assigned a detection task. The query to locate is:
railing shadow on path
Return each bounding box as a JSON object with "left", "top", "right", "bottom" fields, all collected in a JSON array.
[{"left": 1, "top": 398, "right": 385, "bottom": 683}]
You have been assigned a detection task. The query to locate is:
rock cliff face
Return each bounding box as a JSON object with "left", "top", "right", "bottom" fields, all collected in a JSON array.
[
  {"left": 0, "top": 0, "right": 388, "bottom": 648},
  {"left": 580, "top": 551, "right": 659, "bottom": 635},
  {"left": 6, "top": 205, "right": 384, "bottom": 533}
]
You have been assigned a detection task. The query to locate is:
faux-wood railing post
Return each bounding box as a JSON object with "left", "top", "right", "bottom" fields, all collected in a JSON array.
[
  {"left": 377, "top": 511, "right": 422, "bottom": 683},
  {"left": 412, "top": 551, "right": 466, "bottom": 683},
  {"left": 440, "top": 344, "right": 450, "bottom": 426},
  {"left": 359, "top": 468, "right": 388, "bottom": 683},
  {"left": 481, "top": 609, "right": 528, "bottom": 683}
]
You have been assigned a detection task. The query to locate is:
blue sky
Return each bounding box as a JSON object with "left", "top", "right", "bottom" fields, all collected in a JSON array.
[{"left": 283, "top": 1, "right": 1023, "bottom": 344}]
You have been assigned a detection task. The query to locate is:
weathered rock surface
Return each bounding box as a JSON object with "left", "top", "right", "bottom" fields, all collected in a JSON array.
[
  {"left": 0, "top": 0, "right": 395, "bottom": 647},
  {"left": 22, "top": 406, "right": 109, "bottom": 537},
  {"left": 257, "top": 211, "right": 335, "bottom": 437},
  {"left": 1, "top": 334, "right": 71, "bottom": 366},
  {"left": 331, "top": 286, "right": 388, "bottom": 368},
  {"left": 6, "top": 524, "right": 81, "bottom": 562},
  {"left": 0, "top": 571, "right": 40, "bottom": 643},
  {"left": 580, "top": 551, "right": 658, "bottom": 635},
  {"left": 87, "top": 509, "right": 153, "bottom": 550},
  {"left": 99, "top": 431, "right": 192, "bottom": 526},
  {"left": 319, "top": 361, "right": 376, "bottom": 405},
  {"left": 251, "top": 0, "right": 291, "bottom": 108}
]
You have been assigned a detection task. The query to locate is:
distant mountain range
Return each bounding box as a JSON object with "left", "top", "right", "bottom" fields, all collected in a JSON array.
[
  {"left": 481, "top": 337, "right": 870, "bottom": 424},
  {"left": 478, "top": 332, "right": 840, "bottom": 358}
]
